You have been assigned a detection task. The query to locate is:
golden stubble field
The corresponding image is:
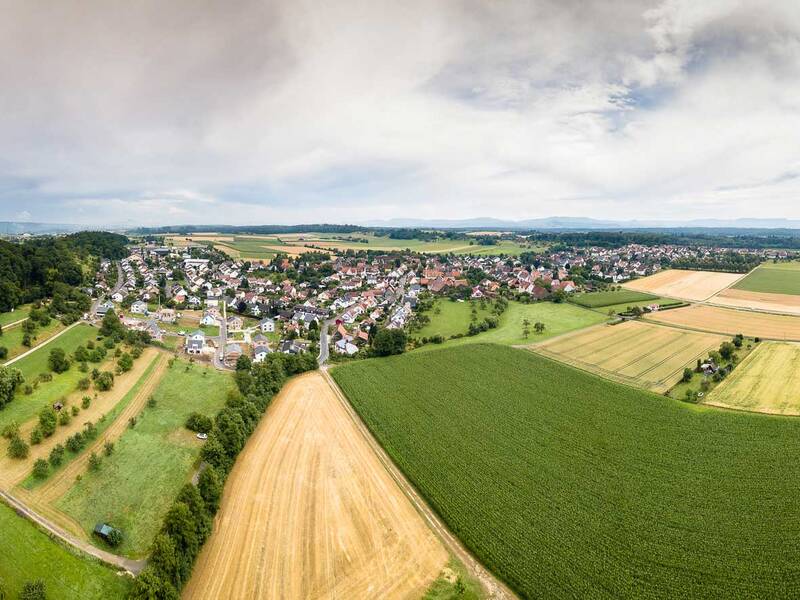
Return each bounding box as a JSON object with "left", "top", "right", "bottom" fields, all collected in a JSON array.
[
  {"left": 623, "top": 269, "right": 744, "bottom": 302},
  {"left": 706, "top": 342, "right": 800, "bottom": 415},
  {"left": 183, "top": 371, "right": 447, "bottom": 600},
  {"left": 646, "top": 304, "right": 800, "bottom": 341},
  {"left": 711, "top": 288, "right": 800, "bottom": 315},
  {"left": 533, "top": 321, "right": 726, "bottom": 392}
]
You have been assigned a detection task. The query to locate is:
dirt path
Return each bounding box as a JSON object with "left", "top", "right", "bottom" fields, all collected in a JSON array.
[
  {"left": 321, "top": 369, "right": 517, "bottom": 600},
  {"left": 32, "top": 352, "right": 168, "bottom": 506},
  {"left": 183, "top": 371, "right": 448, "bottom": 600},
  {"left": 2, "top": 321, "right": 80, "bottom": 366}
]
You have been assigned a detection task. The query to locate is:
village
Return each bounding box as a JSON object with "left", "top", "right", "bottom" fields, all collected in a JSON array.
[{"left": 84, "top": 238, "right": 788, "bottom": 368}]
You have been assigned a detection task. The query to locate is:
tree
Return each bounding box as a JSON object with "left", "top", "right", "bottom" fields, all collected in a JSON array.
[
  {"left": 8, "top": 435, "right": 29, "bottom": 459},
  {"left": 372, "top": 329, "right": 407, "bottom": 357},
  {"left": 117, "top": 352, "right": 133, "bottom": 373},
  {"left": 719, "top": 342, "right": 735, "bottom": 361},
  {"left": 99, "top": 309, "right": 124, "bottom": 338},
  {"left": 185, "top": 412, "right": 213, "bottom": 434},
  {"left": 29, "top": 427, "right": 43, "bottom": 445},
  {"left": 49, "top": 444, "right": 65, "bottom": 467},
  {"left": 0, "top": 347, "right": 6, "bottom": 360},
  {"left": 235, "top": 355, "right": 252, "bottom": 372},
  {"left": 32, "top": 458, "right": 49, "bottom": 479},
  {"left": 534, "top": 322, "right": 546, "bottom": 334},
  {"left": 682, "top": 368, "right": 693, "bottom": 383},
  {"left": 95, "top": 371, "right": 114, "bottom": 391},
  {"left": 21, "top": 332, "right": 32, "bottom": 347},
  {"left": 48, "top": 347, "right": 70, "bottom": 373},
  {"left": 198, "top": 466, "right": 223, "bottom": 514},
  {"left": 39, "top": 407, "right": 57, "bottom": 437},
  {"left": 0, "top": 367, "right": 23, "bottom": 409},
  {"left": 19, "top": 579, "right": 46, "bottom": 600}
]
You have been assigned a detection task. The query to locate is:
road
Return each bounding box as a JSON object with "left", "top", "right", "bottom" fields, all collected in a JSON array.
[
  {"left": 0, "top": 490, "right": 145, "bottom": 575},
  {"left": 92, "top": 260, "right": 124, "bottom": 318},
  {"left": 318, "top": 318, "right": 334, "bottom": 365}
]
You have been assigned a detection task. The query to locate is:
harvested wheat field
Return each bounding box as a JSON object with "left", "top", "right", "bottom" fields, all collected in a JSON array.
[
  {"left": 706, "top": 342, "right": 800, "bottom": 415},
  {"left": 623, "top": 269, "right": 743, "bottom": 301},
  {"left": 183, "top": 370, "right": 447, "bottom": 600},
  {"left": 646, "top": 304, "right": 800, "bottom": 341},
  {"left": 712, "top": 288, "right": 800, "bottom": 315},
  {"left": 533, "top": 321, "right": 726, "bottom": 392}
]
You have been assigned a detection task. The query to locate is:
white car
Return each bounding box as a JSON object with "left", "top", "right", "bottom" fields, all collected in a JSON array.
[{"left": 196, "top": 433, "right": 208, "bottom": 440}]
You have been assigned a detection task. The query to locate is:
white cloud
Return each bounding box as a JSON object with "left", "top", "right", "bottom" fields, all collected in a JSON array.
[{"left": 0, "top": 0, "right": 799, "bottom": 225}]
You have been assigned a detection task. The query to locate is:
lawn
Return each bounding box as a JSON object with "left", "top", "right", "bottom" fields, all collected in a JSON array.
[
  {"left": 0, "top": 318, "right": 65, "bottom": 360},
  {"left": 415, "top": 299, "right": 494, "bottom": 339},
  {"left": 0, "top": 304, "right": 31, "bottom": 327},
  {"left": 0, "top": 500, "right": 130, "bottom": 599},
  {"left": 570, "top": 289, "right": 658, "bottom": 308},
  {"left": 333, "top": 344, "right": 800, "bottom": 599},
  {"left": 733, "top": 265, "right": 800, "bottom": 295},
  {"left": 416, "top": 301, "right": 607, "bottom": 351},
  {"left": 0, "top": 324, "right": 98, "bottom": 431},
  {"left": 56, "top": 360, "right": 234, "bottom": 557}
]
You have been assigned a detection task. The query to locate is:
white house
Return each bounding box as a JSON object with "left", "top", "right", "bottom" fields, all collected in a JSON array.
[
  {"left": 253, "top": 344, "right": 270, "bottom": 363},
  {"left": 200, "top": 312, "right": 219, "bottom": 326},
  {"left": 334, "top": 339, "right": 359, "bottom": 356},
  {"left": 259, "top": 318, "right": 276, "bottom": 333},
  {"left": 130, "top": 300, "right": 148, "bottom": 315},
  {"left": 186, "top": 330, "right": 206, "bottom": 355}
]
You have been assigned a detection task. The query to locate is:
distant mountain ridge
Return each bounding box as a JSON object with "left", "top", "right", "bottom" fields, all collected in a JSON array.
[
  {"left": 362, "top": 216, "right": 800, "bottom": 230},
  {"left": 0, "top": 221, "right": 88, "bottom": 235}
]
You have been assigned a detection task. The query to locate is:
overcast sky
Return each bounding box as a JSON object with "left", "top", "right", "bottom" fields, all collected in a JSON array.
[{"left": 1, "top": 0, "right": 800, "bottom": 226}]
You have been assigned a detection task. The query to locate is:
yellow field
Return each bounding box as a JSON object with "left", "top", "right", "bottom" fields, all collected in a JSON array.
[
  {"left": 705, "top": 342, "right": 800, "bottom": 415},
  {"left": 533, "top": 321, "right": 726, "bottom": 392},
  {"left": 184, "top": 371, "right": 447, "bottom": 600},
  {"left": 646, "top": 304, "right": 800, "bottom": 341},
  {"left": 623, "top": 269, "right": 743, "bottom": 301},
  {"left": 711, "top": 288, "right": 800, "bottom": 316}
]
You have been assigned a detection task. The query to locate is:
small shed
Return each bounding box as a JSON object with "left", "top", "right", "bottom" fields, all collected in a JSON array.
[{"left": 93, "top": 523, "right": 118, "bottom": 543}]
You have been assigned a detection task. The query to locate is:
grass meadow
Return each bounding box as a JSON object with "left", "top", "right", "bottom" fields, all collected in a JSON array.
[
  {"left": 733, "top": 264, "right": 800, "bottom": 295},
  {"left": 56, "top": 359, "right": 234, "bottom": 557},
  {"left": 333, "top": 344, "right": 800, "bottom": 599},
  {"left": 0, "top": 501, "right": 130, "bottom": 599}
]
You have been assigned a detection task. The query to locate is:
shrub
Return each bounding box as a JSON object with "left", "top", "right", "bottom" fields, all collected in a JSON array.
[
  {"left": 147, "top": 395, "right": 157, "bottom": 408},
  {"left": 29, "top": 427, "right": 43, "bottom": 445},
  {"left": 185, "top": 412, "right": 213, "bottom": 434},
  {"left": 104, "top": 441, "right": 115, "bottom": 456},
  {"left": 71, "top": 405, "right": 80, "bottom": 417},
  {"left": 1, "top": 422, "right": 19, "bottom": 439},
  {"left": 82, "top": 396, "right": 91, "bottom": 409},
  {"left": 38, "top": 407, "right": 58, "bottom": 437},
  {"left": 48, "top": 347, "right": 70, "bottom": 373},
  {"left": 77, "top": 377, "right": 90, "bottom": 391},
  {"left": 66, "top": 432, "right": 84, "bottom": 453},
  {"left": 84, "top": 421, "right": 98, "bottom": 440},
  {"left": 49, "top": 444, "right": 65, "bottom": 467},
  {"left": 32, "top": 458, "right": 49, "bottom": 479},
  {"left": 19, "top": 579, "right": 46, "bottom": 600},
  {"left": 0, "top": 346, "right": 7, "bottom": 359},
  {"left": 8, "top": 435, "right": 29, "bottom": 459},
  {"left": 95, "top": 371, "right": 114, "bottom": 391},
  {"left": 59, "top": 410, "right": 71, "bottom": 426},
  {"left": 88, "top": 452, "right": 101, "bottom": 471},
  {"left": 107, "top": 528, "right": 123, "bottom": 547},
  {"left": 38, "top": 372, "right": 53, "bottom": 383}
]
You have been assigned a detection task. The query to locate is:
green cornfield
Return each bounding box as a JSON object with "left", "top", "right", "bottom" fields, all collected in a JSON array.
[{"left": 332, "top": 344, "right": 800, "bottom": 599}]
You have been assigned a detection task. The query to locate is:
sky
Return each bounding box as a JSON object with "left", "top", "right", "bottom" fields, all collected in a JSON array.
[{"left": 1, "top": 0, "right": 800, "bottom": 226}]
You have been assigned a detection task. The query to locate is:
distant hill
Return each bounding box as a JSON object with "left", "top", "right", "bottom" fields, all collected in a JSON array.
[{"left": 0, "top": 221, "right": 87, "bottom": 235}]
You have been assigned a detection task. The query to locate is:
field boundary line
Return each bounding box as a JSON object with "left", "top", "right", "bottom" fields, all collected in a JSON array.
[
  {"left": 3, "top": 321, "right": 81, "bottom": 366},
  {"left": 320, "top": 368, "right": 518, "bottom": 600}
]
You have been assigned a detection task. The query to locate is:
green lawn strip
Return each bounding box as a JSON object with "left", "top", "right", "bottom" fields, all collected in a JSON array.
[
  {"left": 415, "top": 301, "right": 607, "bottom": 352},
  {"left": 415, "top": 299, "right": 494, "bottom": 339},
  {"left": 733, "top": 265, "right": 800, "bottom": 295},
  {"left": 0, "top": 500, "right": 130, "bottom": 599},
  {"left": 571, "top": 289, "right": 658, "bottom": 308},
  {"left": 0, "top": 304, "right": 31, "bottom": 327},
  {"left": 20, "top": 353, "right": 161, "bottom": 491},
  {"left": 0, "top": 324, "right": 98, "bottom": 431},
  {"left": 423, "top": 556, "right": 484, "bottom": 600},
  {"left": 55, "top": 361, "right": 234, "bottom": 557},
  {"left": 1, "top": 319, "right": 65, "bottom": 360},
  {"left": 333, "top": 344, "right": 800, "bottom": 599}
]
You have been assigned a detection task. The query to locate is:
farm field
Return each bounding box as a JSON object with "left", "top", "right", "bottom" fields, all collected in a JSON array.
[
  {"left": 732, "top": 263, "right": 800, "bottom": 295},
  {"left": 416, "top": 301, "right": 607, "bottom": 351},
  {"left": 712, "top": 287, "right": 800, "bottom": 315},
  {"left": 332, "top": 344, "right": 800, "bottom": 599},
  {"left": 570, "top": 289, "right": 658, "bottom": 308},
  {"left": 55, "top": 359, "right": 234, "bottom": 557},
  {"left": 533, "top": 321, "right": 726, "bottom": 392},
  {"left": 0, "top": 324, "right": 98, "bottom": 432},
  {"left": 184, "top": 371, "right": 447, "bottom": 600},
  {"left": 0, "top": 501, "right": 130, "bottom": 599},
  {"left": 646, "top": 304, "right": 800, "bottom": 340},
  {"left": 623, "top": 269, "right": 743, "bottom": 301},
  {"left": 415, "top": 299, "right": 494, "bottom": 339},
  {"left": 706, "top": 342, "right": 800, "bottom": 415},
  {"left": 0, "top": 303, "right": 31, "bottom": 327}
]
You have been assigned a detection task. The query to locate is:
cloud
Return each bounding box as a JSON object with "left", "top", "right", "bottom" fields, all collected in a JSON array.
[{"left": 0, "top": 0, "right": 799, "bottom": 225}]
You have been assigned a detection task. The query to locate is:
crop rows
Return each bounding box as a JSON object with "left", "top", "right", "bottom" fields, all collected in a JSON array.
[
  {"left": 571, "top": 289, "right": 658, "bottom": 308},
  {"left": 332, "top": 344, "right": 800, "bottom": 599}
]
